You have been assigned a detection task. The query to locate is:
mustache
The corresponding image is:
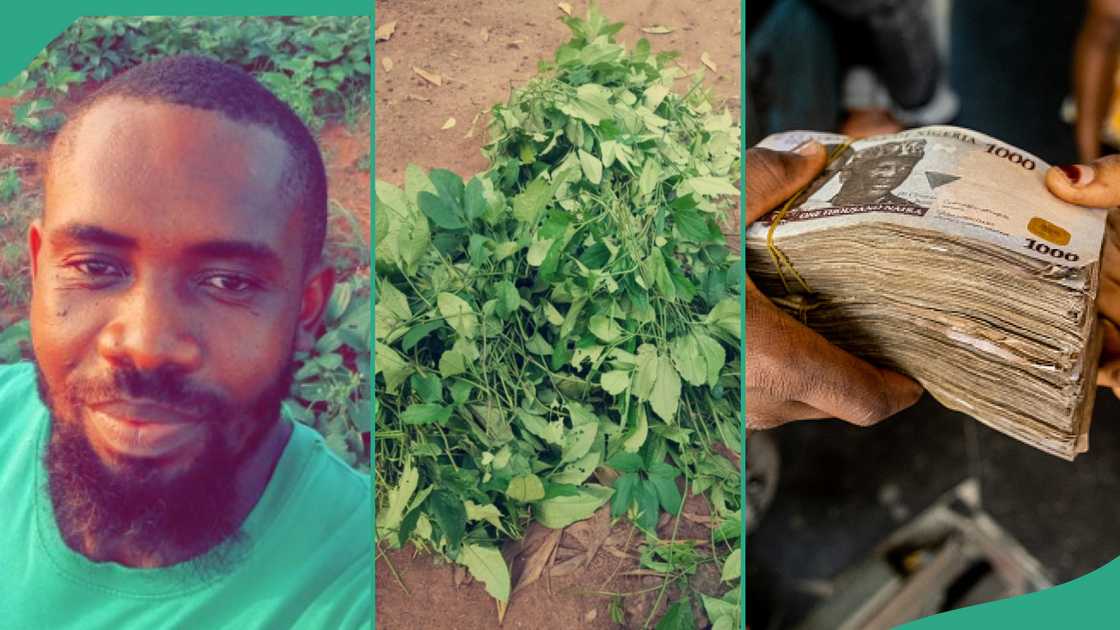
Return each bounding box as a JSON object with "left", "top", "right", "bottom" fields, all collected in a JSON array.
[{"left": 64, "top": 364, "right": 229, "bottom": 421}]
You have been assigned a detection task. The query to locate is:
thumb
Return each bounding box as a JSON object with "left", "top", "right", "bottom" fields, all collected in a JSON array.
[
  {"left": 745, "top": 142, "right": 828, "bottom": 225},
  {"left": 1046, "top": 155, "right": 1120, "bottom": 207}
]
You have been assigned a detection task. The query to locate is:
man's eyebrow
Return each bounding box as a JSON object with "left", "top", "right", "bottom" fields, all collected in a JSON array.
[
  {"left": 51, "top": 223, "right": 137, "bottom": 248},
  {"left": 184, "top": 240, "right": 284, "bottom": 270},
  {"left": 50, "top": 223, "right": 284, "bottom": 271}
]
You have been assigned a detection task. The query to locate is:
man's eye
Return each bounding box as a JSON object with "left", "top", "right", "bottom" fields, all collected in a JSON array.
[
  {"left": 202, "top": 274, "right": 256, "bottom": 293},
  {"left": 71, "top": 260, "right": 123, "bottom": 277}
]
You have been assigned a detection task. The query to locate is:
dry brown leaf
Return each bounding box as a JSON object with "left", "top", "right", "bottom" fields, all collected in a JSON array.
[
  {"left": 701, "top": 52, "right": 718, "bottom": 73},
  {"left": 510, "top": 526, "right": 562, "bottom": 596},
  {"left": 375, "top": 21, "right": 397, "bottom": 42},
  {"left": 441, "top": 117, "right": 457, "bottom": 130},
  {"left": 406, "top": 94, "right": 432, "bottom": 103},
  {"left": 412, "top": 66, "right": 443, "bottom": 86},
  {"left": 481, "top": 28, "right": 490, "bottom": 42},
  {"left": 641, "top": 25, "right": 674, "bottom": 34},
  {"left": 452, "top": 564, "right": 468, "bottom": 588},
  {"left": 381, "top": 56, "right": 394, "bottom": 73},
  {"left": 558, "top": 2, "right": 573, "bottom": 15},
  {"left": 549, "top": 554, "right": 586, "bottom": 578},
  {"left": 463, "top": 110, "right": 483, "bottom": 139}
]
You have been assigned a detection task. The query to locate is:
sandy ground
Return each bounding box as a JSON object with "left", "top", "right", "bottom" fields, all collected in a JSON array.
[{"left": 373, "top": 0, "right": 740, "bottom": 627}]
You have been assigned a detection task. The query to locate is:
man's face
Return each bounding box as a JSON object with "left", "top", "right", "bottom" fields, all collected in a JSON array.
[
  {"left": 856, "top": 157, "right": 916, "bottom": 199},
  {"left": 28, "top": 98, "right": 329, "bottom": 556}
]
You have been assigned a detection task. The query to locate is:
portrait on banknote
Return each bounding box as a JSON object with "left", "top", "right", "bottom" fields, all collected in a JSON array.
[{"left": 825, "top": 139, "right": 927, "bottom": 208}]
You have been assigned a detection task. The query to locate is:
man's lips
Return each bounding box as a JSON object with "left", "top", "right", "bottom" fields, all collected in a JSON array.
[{"left": 86, "top": 400, "right": 206, "bottom": 459}]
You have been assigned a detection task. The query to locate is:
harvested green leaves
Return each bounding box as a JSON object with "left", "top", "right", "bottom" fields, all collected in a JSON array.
[{"left": 374, "top": 6, "right": 741, "bottom": 605}]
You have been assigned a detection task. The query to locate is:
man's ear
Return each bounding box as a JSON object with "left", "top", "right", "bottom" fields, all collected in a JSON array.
[
  {"left": 27, "top": 219, "right": 43, "bottom": 283},
  {"left": 295, "top": 262, "right": 336, "bottom": 353}
]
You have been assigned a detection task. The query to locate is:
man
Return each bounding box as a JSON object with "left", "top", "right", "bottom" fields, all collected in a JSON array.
[
  {"left": 0, "top": 55, "right": 371, "bottom": 628},
  {"left": 827, "top": 139, "right": 926, "bottom": 207}
]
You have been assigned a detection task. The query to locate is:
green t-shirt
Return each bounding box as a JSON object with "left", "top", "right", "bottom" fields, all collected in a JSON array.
[{"left": 0, "top": 362, "right": 372, "bottom": 629}]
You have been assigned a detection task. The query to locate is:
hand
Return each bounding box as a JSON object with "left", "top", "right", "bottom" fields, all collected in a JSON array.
[
  {"left": 1045, "top": 158, "right": 1120, "bottom": 397},
  {"left": 745, "top": 142, "right": 924, "bottom": 430},
  {"left": 1073, "top": 0, "right": 1120, "bottom": 162}
]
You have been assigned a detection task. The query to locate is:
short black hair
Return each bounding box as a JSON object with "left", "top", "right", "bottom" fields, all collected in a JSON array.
[{"left": 48, "top": 54, "right": 327, "bottom": 268}]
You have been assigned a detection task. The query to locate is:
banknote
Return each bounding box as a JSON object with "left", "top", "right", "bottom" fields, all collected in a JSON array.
[{"left": 746, "top": 126, "right": 1110, "bottom": 459}]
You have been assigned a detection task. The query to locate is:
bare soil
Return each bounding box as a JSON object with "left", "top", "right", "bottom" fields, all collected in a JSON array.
[{"left": 374, "top": 0, "right": 740, "bottom": 627}]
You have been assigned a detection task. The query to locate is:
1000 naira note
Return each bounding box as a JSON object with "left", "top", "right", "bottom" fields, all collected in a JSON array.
[{"left": 746, "top": 126, "right": 1109, "bottom": 460}]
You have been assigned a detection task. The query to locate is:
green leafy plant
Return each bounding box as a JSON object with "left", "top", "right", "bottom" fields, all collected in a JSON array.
[
  {"left": 0, "top": 16, "right": 371, "bottom": 144},
  {"left": 0, "top": 168, "right": 20, "bottom": 203},
  {"left": 375, "top": 6, "right": 741, "bottom": 612},
  {"left": 285, "top": 274, "right": 372, "bottom": 472}
]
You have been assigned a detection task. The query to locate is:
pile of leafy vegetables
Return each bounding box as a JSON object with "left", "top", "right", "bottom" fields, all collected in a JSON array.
[{"left": 374, "top": 7, "right": 741, "bottom": 606}]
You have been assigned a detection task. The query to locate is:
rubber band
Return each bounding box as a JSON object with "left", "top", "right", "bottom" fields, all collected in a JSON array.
[{"left": 764, "top": 140, "right": 853, "bottom": 319}]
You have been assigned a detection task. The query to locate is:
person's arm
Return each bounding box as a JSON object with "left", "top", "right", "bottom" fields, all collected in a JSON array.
[
  {"left": 1075, "top": 0, "right": 1120, "bottom": 162},
  {"left": 742, "top": 142, "right": 923, "bottom": 430},
  {"left": 1046, "top": 159, "right": 1120, "bottom": 397}
]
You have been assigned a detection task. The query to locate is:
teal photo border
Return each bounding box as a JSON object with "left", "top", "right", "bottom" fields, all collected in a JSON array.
[{"left": 0, "top": 2, "right": 376, "bottom": 627}]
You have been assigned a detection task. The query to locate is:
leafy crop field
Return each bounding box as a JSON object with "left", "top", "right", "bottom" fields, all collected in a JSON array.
[
  {"left": 375, "top": 4, "right": 741, "bottom": 628},
  {"left": 0, "top": 15, "right": 373, "bottom": 471}
]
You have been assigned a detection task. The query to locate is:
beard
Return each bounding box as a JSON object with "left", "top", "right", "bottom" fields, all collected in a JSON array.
[{"left": 37, "top": 356, "right": 296, "bottom": 571}]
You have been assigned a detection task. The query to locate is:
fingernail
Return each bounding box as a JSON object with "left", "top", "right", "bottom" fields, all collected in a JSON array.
[
  {"left": 792, "top": 139, "right": 822, "bottom": 156},
  {"left": 1058, "top": 164, "right": 1095, "bottom": 187}
]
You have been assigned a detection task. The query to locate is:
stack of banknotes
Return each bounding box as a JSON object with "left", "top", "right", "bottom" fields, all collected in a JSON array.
[{"left": 746, "top": 126, "right": 1109, "bottom": 460}]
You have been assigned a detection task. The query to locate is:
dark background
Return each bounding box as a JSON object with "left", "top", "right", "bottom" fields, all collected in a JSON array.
[{"left": 746, "top": 1, "right": 1120, "bottom": 627}]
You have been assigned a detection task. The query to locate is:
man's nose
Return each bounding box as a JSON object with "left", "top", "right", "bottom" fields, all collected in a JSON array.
[{"left": 96, "top": 274, "right": 202, "bottom": 373}]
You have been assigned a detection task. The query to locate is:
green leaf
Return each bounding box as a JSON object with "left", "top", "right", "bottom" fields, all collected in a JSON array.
[
  {"left": 705, "top": 298, "right": 741, "bottom": 339},
  {"left": 673, "top": 208, "right": 713, "bottom": 242},
  {"left": 458, "top": 544, "right": 511, "bottom": 603},
  {"left": 376, "top": 458, "right": 418, "bottom": 546},
  {"left": 427, "top": 490, "right": 467, "bottom": 554},
  {"left": 375, "top": 342, "right": 412, "bottom": 394},
  {"left": 557, "top": 83, "right": 614, "bottom": 125},
  {"left": 650, "top": 355, "right": 681, "bottom": 422},
  {"left": 437, "top": 292, "right": 479, "bottom": 339},
  {"left": 606, "top": 452, "right": 643, "bottom": 473},
  {"left": 506, "top": 473, "right": 546, "bottom": 502},
  {"left": 494, "top": 281, "right": 521, "bottom": 318},
  {"left": 418, "top": 191, "right": 465, "bottom": 229},
  {"left": 622, "top": 406, "right": 649, "bottom": 453},
  {"left": 600, "top": 370, "right": 630, "bottom": 395},
  {"left": 721, "top": 548, "right": 741, "bottom": 582},
  {"left": 527, "top": 238, "right": 554, "bottom": 266},
  {"left": 561, "top": 422, "right": 598, "bottom": 464},
  {"left": 695, "top": 333, "right": 726, "bottom": 387},
  {"left": 649, "top": 475, "right": 683, "bottom": 516},
  {"left": 439, "top": 349, "right": 467, "bottom": 378},
  {"left": 681, "top": 176, "right": 739, "bottom": 198},
  {"left": 410, "top": 373, "right": 443, "bottom": 402},
  {"left": 512, "top": 177, "right": 552, "bottom": 225},
  {"left": 401, "top": 403, "right": 453, "bottom": 425},
  {"left": 634, "top": 479, "right": 661, "bottom": 530},
  {"left": 610, "top": 472, "right": 639, "bottom": 517},
  {"left": 588, "top": 314, "right": 621, "bottom": 343},
  {"left": 656, "top": 598, "right": 697, "bottom": 630},
  {"left": 534, "top": 484, "right": 613, "bottom": 528},
  {"left": 702, "top": 594, "right": 739, "bottom": 630},
  {"left": 401, "top": 320, "right": 445, "bottom": 352},
  {"left": 464, "top": 501, "right": 506, "bottom": 533},
  {"left": 578, "top": 149, "right": 603, "bottom": 185},
  {"left": 670, "top": 334, "right": 706, "bottom": 387},
  {"left": 551, "top": 450, "right": 601, "bottom": 485},
  {"left": 517, "top": 411, "right": 564, "bottom": 445},
  {"left": 429, "top": 168, "right": 465, "bottom": 211}
]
